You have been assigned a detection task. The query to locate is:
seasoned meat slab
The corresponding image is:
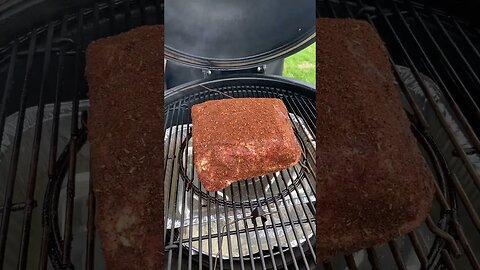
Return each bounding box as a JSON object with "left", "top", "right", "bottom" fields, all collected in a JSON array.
[
  {"left": 316, "top": 18, "right": 435, "bottom": 261},
  {"left": 192, "top": 98, "right": 301, "bottom": 192},
  {"left": 86, "top": 25, "right": 164, "bottom": 269}
]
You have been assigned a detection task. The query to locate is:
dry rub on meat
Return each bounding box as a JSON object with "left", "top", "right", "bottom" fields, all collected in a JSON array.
[
  {"left": 316, "top": 18, "right": 434, "bottom": 261},
  {"left": 86, "top": 25, "right": 164, "bottom": 269},
  {"left": 192, "top": 98, "right": 301, "bottom": 192}
]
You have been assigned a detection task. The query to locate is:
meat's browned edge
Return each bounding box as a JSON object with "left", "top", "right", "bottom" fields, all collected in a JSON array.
[
  {"left": 86, "top": 25, "right": 164, "bottom": 269},
  {"left": 316, "top": 18, "right": 434, "bottom": 261}
]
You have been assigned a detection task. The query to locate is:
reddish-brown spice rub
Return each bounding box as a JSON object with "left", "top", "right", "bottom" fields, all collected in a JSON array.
[
  {"left": 316, "top": 18, "right": 434, "bottom": 261},
  {"left": 192, "top": 98, "right": 301, "bottom": 192},
  {"left": 86, "top": 25, "right": 164, "bottom": 270}
]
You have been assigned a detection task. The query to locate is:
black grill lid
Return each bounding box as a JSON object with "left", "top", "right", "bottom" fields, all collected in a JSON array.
[{"left": 165, "top": 0, "right": 315, "bottom": 69}]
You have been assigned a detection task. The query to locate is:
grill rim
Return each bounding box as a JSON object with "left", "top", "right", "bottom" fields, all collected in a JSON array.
[{"left": 164, "top": 74, "right": 316, "bottom": 102}]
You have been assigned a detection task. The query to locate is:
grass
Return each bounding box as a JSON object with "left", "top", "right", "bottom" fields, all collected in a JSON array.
[{"left": 283, "top": 42, "right": 316, "bottom": 86}]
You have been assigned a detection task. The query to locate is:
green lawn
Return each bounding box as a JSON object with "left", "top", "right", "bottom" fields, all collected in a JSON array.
[{"left": 283, "top": 43, "right": 316, "bottom": 86}]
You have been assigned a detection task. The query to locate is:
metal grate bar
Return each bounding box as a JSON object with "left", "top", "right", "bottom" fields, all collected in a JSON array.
[
  {"left": 248, "top": 175, "right": 289, "bottom": 268},
  {"left": 164, "top": 102, "right": 186, "bottom": 268},
  {"left": 224, "top": 92, "right": 247, "bottom": 270},
  {"left": 249, "top": 179, "right": 280, "bottom": 270},
  {"left": 323, "top": 261, "right": 333, "bottom": 270},
  {"left": 396, "top": 4, "right": 480, "bottom": 151},
  {"left": 425, "top": 216, "right": 460, "bottom": 256},
  {"left": 13, "top": 26, "right": 39, "bottom": 269},
  {"left": 344, "top": 254, "right": 357, "bottom": 270},
  {"left": 452, "top": 20, "right": 480, "bottom": 61},
  {"left": 257, "top": 177, "right": 301, "bottom": 270},
  {"left": 47, "top": 16, "right": 69, "bottom": 207},
  {"left": 21, "top": 24, "right": 54, "bottom": 270},
  {"left": 285, "top": 102, "right": 316, "bottom": 196},
  {"left": 173, "top": 105, "right": 191, "bottom": 270},
  {"left": 164, "top": 102, "right": 179, "bottom": 239},
  {"left": 288, "top": 96, "right": 317, "bottom": 173},
  {"left": 366, "top": 247, "right": 381, "bottom": 270},
  {"left": 442, "top": 249, "right": 458, "bottom": 270},
  {"left": 85, "top": 176, "right": 96, "bottom": 270},
  {"left": 206, "top": 190, "right": 213, "bottom": 270},
  {"left": 0, "top": 38, "right": 19, "bottom": 268},
  {"left": 221, "top": 193, "right": 236, "bottom": 270},
  {"left": 452, "top": 221, "right": 480, "bottom": 269},
  {"left": 187, "top": 148, "right": 197, "bottom": 270},
  {"left": 408, "top": 232, "right": 428, "bottom": 268},
  {"left": 197, "top": 159, "right": 204, "bottom": 270},
  {"left": 291, "top": 95, "right": 316, "bottom": 140},
  {"left": 123, "top": 0, "right": 132, "bottom": 29},
  {"left": 174, "top": 124, "right": 190, "bottom": 270},
  {"left": 388, "top": 241, "right": 407, "bottom": 270},
  {"left": 176, "top": 92, "right": 213, "bottom": 270},
  {"left": 62, "top": 10, "right": 84, "bottom": 267},
  {"left": 235, "top": 181, "right": 265, "bottom": 269},
  {"left": 432, "top": 15, "right": 480, "bottom": 93},
  {"left": 451, "top": 173, "right": 480, "bottom": 232}
]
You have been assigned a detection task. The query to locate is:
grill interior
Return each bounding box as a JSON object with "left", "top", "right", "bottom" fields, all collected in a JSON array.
[{"left": 0, "top": 0, "right": 478, "bottom": 269}]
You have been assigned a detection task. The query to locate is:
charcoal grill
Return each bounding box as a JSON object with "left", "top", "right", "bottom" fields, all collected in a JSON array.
[{"left": 0, "top": 0, "right": 479, "bottom": 270}]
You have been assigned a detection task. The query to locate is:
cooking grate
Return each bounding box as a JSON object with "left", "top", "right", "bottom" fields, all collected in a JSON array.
[
  {"left": 317, "top": 0, "right": 480, "bottom": 270},
  {"left": 163, "top": 77, "right": 317, "bottom": 270}
]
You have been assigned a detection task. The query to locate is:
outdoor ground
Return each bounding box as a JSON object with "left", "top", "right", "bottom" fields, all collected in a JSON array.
[{"left": 283, "top": 43, "right": 316, "bottom": 86}]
